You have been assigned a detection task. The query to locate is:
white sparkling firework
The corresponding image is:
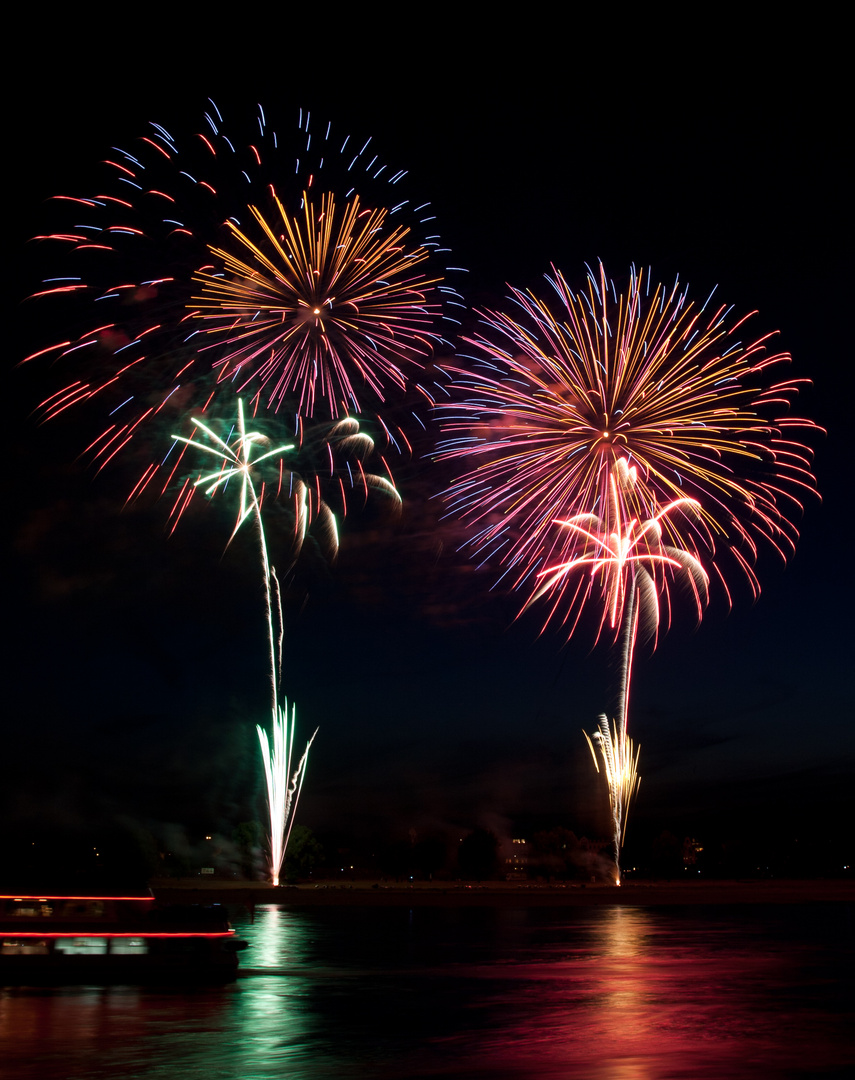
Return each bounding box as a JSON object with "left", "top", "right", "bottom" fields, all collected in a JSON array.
[{"left": 257, "top": 704, "right": 318, "bottom": 887}]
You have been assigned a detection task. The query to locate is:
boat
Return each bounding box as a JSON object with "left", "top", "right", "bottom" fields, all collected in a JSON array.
[{"left": 0, "top": 892, "right": 247, "bottom": 984}]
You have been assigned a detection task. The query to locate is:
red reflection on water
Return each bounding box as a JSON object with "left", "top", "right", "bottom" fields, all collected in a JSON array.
[
  {"left": 433, "top": 907, "right": 850, "bottom": 1079},
  {"left": 1, "top": 986, "right": 147, "bottom": 1075},
  {"left": 0, "top": 986, "right": 237, "bottom": 1080}
]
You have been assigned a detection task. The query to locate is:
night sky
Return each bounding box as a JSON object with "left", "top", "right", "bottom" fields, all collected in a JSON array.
[{"left": 7, "top": 18, "right": 852, "bottom": 876}]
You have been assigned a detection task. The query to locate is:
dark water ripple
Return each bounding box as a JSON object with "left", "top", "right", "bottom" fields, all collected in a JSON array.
[{"left": 1, "top": 903, "right": 852, "bottom": 1079}]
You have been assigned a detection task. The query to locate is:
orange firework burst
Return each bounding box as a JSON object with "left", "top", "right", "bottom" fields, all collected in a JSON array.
[{"left": 193, "top": 190, "right": 442, "bottom": 417}]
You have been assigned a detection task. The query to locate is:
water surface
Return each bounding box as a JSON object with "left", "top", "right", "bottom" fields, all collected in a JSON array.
[{"left": 2, "top": 903, "right": 852, "bottom": 1078}]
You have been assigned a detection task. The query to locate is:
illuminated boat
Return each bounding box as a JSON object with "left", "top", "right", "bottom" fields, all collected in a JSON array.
[{"left": 0, "top": 893, "right": 247, "bottom": 984}]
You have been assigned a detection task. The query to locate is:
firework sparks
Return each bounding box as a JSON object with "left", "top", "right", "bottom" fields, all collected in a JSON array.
[
  {"left": 439, "top": 263, "right": 818, "bottom": 878},
  {"left": 171, "top": 398, "right": 400, "bottom": 569},
  {"left": 584, "top": 716, "right": 640, "bottom": 883},
  {"left": 531, "top": 458, "right": 709, "bottom": 652},
  {"left": 438, "top": 261, "right": 819, "bottom": 638},
  {"left": 173, "top": 397, "right": 291, "bottom": 705},
  {"left": 194, "top": 191, "right": 443, "bottom": 417},
  {"left": 25, "top": 101, "right": 461, "bottom": 496},
  {"left": 257, "top": 704, "right": 318, "bottom": 888},
  {"left": 540, "top": 461, "right": 708, "bottom": 873},
  {"left": 174, "top": 398, "right": 318, "bottom": 885}
]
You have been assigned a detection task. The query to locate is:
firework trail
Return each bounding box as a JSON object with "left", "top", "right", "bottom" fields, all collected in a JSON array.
[
  {"left": 438, "top": 262, "right": 818, "bottom": 877},
  {"left": 175, "top": 398, "right": 319, "bottom": 885},
  {"left": 25, "top": 100, "right": 462, "bottom": 503},
  {"left": 537, "top": 461, "right": 709, "bottom": 874},
  {"left": 174, "top": 398, "right": 291, "bottom": 706}
]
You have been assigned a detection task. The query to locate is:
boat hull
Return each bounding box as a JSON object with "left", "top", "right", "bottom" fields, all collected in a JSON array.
[{"left": 0, "top": 894, "right": 245, "bottom": 985}]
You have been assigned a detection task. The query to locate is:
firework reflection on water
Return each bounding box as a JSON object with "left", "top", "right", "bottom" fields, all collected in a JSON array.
[{"left": 2, "top": 903, "right": 850, "bottom": 1079}]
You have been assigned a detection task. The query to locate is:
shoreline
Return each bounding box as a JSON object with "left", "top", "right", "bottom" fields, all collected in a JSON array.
[{"left": 151, "top": 878, "right": 855, "bottom": 909}]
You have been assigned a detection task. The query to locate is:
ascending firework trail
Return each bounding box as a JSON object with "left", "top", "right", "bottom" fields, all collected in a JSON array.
[
  {"left": 438, "top": 262, "right": 819, "bottom": 879},
  {"left": 536, "top": 461, "right": 708, "bottom": 877},
  {"left": 26, "top": 99, "right": 457, "bottom": 883},
  {"left": 174, "top": 399, "right": 317, "bottom": 886}
]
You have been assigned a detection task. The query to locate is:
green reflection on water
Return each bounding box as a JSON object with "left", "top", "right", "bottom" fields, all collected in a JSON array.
[{"left": 234, "top": 904, "right": 313, "bottom": 970}]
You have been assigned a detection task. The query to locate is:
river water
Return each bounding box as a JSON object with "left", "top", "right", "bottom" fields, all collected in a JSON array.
[{"left": 2, "top": 902, "right": 852, "bottom": 1079}]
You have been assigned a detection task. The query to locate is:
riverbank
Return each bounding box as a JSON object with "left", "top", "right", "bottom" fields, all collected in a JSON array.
[{"left": 150, "top": 877, "right": 854, "bottom": 908}]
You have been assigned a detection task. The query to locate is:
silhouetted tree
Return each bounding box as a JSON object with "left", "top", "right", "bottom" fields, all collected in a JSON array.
[{"left": 283, "top": 825, "right": 323, "bottom": 881}]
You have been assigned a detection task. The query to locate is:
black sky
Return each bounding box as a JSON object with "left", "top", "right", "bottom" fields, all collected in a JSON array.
[{"left": 7, "top": 16, "right": 852, "bottom": 868}]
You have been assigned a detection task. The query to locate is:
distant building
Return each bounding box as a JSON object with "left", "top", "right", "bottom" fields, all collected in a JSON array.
[{"left": 502, "top": 837, "right": 529, "bottom": 877}]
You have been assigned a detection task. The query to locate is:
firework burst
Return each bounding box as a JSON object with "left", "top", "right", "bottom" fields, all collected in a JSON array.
[
  {"left": 439, "top": 263, "right": 818, "bottom": 878},
  {"left": 169, "top": 396, "right": 401, "bottom": 565},
  {"left": 194, "top": 190, "right": 442, "bottom": 417},
  {"left": 25, "top": 101, "right": 461, "bottom": 496},
  {"left": 438, "top": 261, "right": 819, "bottom": 640},
  {"left": 531, "top": 458, "right": 710, "bottom": 650}
]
